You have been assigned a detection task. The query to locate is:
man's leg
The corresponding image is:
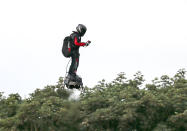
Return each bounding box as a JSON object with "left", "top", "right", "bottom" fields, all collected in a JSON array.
[{"left": 68, "top": 51, "right": 79, "bottom": 80}]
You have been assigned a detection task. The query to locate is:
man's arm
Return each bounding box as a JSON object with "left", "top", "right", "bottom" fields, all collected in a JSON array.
[{"left": 74, "top": 37, "right": 86, "bottom": 46}]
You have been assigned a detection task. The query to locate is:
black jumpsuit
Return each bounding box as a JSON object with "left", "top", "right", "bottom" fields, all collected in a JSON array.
[{"left": 68, "top": 32, "right": 86, "bottom": 76}]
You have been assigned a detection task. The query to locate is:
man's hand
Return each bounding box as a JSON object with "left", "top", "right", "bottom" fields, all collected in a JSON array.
[{"left": 85, "top": 40, "right": 91, "bottom": 46}]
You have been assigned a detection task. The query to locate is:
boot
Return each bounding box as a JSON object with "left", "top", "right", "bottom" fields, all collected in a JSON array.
[
  {"left": 75, "top": 75, "right": 82, "bottom": 82},
  {"left": 68, "top": 73, "right": 77, "bottom": 82}
]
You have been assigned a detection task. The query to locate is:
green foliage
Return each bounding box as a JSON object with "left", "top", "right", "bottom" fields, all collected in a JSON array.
[{"left": 0, "top": 69, "right": 187, "bottom": 131}]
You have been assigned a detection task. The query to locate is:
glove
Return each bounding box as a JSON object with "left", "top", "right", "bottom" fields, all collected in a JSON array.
[{"left": 85, "top": 40, "right": 91, "bottom": 46}]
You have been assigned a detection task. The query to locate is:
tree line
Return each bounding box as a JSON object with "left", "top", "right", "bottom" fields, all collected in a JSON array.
[{"left": 0, "top": 69, "right": 187, "bottom": 131}]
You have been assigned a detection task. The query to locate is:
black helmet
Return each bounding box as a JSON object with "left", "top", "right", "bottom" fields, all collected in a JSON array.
[{"left": 76, "top": 24, "right": 87, "bottom": 36}]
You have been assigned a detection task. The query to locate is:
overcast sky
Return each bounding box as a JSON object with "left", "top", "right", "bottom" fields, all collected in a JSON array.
[{"left": 0, "top": 0, "right": 187, "bottom": 97}]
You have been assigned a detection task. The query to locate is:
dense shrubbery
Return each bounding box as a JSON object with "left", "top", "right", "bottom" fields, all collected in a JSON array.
[{"left": 0, "top": 69, "right": 187, "bottom": 131}]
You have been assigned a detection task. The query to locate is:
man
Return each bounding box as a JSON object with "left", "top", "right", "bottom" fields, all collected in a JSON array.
[{"left": 68, "top": 24, "right": 91, "bottom": 82}]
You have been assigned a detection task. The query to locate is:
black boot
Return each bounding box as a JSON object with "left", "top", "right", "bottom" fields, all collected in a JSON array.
[
  {"left": 68, "top": 73, "right": 77, "bottom": 82},
  {"left": 75, "top": 75, "right": 82, "bottom": 82}
]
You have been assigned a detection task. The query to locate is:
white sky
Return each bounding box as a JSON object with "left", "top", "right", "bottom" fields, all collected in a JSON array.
[{"left": 0, "top": 0, "right": 187, "bottom": 97}]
